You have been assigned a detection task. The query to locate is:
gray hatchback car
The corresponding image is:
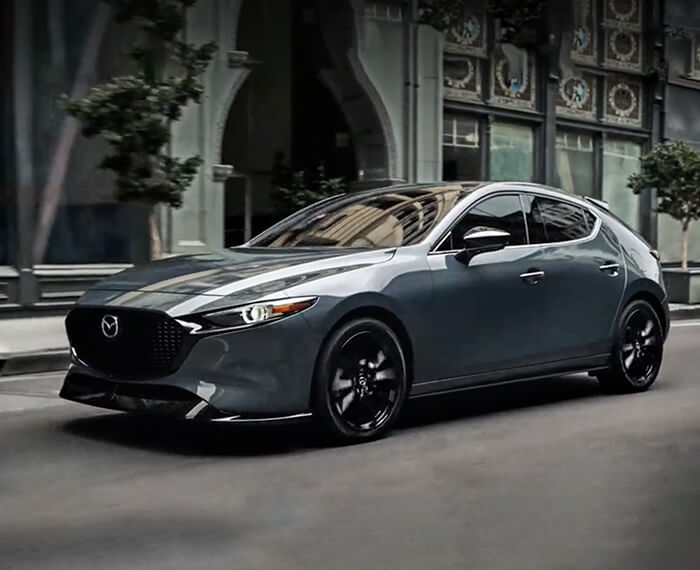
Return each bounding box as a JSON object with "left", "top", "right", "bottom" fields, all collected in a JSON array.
[{"left": 60, "top": 181, "right": 670, "bottom": 443}]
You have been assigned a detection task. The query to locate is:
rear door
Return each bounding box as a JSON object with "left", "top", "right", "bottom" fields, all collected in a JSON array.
[{"left": 520, "top": 193, "right": 626, "bottom": 361}]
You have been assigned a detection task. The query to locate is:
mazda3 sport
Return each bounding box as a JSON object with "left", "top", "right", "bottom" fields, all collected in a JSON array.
[{"left": 60, "top": 182, "right": 670, "bottom": 443}]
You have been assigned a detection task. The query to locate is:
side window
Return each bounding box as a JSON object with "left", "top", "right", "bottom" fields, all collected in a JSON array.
[
  {"left": 522, "top": 195, "right": 592, "bottom": 244},
  {"left": 438, "top": 194, "right": 527, "bottom": 250}
]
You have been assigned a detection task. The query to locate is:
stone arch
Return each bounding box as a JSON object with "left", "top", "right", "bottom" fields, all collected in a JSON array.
[{"left": 213, "top": 0, "right": 397, "bottom": 182}]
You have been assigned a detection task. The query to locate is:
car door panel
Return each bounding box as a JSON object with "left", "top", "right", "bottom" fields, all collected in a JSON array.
[
  {"left": 422, "top": 193, "right": 557, "bottom": 386},
  {"left": 521, "top": 195, "right": 626, "bottom": 361}
]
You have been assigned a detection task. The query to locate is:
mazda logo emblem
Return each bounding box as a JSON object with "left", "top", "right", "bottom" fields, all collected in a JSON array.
[{"left": 101, "top": 315, "right": 120, "bottom": 339}]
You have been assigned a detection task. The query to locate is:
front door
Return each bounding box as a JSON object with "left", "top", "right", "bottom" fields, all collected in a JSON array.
[{"left": 425, "top": 194, "right": 557, "bottom": 384}]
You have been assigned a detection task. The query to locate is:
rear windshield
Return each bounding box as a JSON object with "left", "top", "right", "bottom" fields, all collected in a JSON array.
[{"left": 249, "top": 185, "right": 476, "bottom": 249}]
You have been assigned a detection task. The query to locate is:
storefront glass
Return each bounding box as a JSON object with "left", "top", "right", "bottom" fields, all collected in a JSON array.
[
  {"left": 489, "top": 122, "right": 534, "bottom": 181},
  {"left": 602, "top": 138, "right": 641, "bottom": 231},
  {"left": 28, "top": 0, "right": 139, "bottom": 264},
  {"left": 555, "top": 130, "right": 594, "bottom": 196}
]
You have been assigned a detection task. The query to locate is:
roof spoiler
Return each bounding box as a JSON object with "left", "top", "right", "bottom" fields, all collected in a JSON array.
[{"left": 584, "top": 196, "right": 610, "bottom": 210}]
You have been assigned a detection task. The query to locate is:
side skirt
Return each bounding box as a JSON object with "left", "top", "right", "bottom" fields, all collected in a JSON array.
[{"left": 409, "top": 354, "right": 610, "bottom": 399}]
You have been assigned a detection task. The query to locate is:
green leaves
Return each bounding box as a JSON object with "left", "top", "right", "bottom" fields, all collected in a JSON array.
[
  {"left": 628, "top": 141, "right": 700, "bottom": 225},
  {"left": 271, "top": 161, "right": 347, "bottom": 216},
  {"left": 62, "top": 0, "right": 215, "bottom": 209},
  {"left": 419, "top": 0, "right": 545, "bottom": 46}
]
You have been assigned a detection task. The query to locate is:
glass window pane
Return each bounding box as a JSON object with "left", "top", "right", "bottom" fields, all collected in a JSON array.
[
  {"left": 442, "top": 114, "right": 481, "bottom": 181},
  {"left": 29, "top": 1, "right": 142, "bottom": 264},
  {"left": 449, "top": 194, "right": 527, "bottom": 249},
  {"left": 602, "top": 138, "right": 641, "bottom": 231},
  {"left": 489, "top": 122, "right": 534, "bottom": 181},
  {"left": 523, "top": 195, "right": 590, "bottom": 243},
  {"left": 555, "top": 130, "right": 594, "bottom": 196}
]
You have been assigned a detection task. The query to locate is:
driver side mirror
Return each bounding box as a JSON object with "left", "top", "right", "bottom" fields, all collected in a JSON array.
[{"left": 455, "top": 229, "right": 511, "bottom": 265}]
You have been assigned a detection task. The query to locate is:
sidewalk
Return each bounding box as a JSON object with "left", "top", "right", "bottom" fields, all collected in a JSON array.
[
  {"left": 0, "top": 317, "right": 70, "bottom": 376},
  {"left": 1, "top": 305, "right": 700, "bottom": 376}
]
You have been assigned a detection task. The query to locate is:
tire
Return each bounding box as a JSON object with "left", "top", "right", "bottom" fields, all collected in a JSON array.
[
  {"left": 312, "top": 318, "right": 409, "bottom": 444},
  {"left": 596, "top": 299, "right": 664, "bottom": 394}
]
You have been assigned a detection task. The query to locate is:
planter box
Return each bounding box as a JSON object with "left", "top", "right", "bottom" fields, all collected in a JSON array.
[{"left": 663, "top": 267, "right": 700, "bottom": 304}]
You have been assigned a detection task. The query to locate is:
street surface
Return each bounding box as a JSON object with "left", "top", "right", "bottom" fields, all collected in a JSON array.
[{"left": 1, "top": 322, "right": 700, "bottom": 570}]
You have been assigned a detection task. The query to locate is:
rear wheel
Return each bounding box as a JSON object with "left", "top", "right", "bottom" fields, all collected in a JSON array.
[
  {"left": 597, "top": 299, "right": 663, "bottom": 393},
  {"left": 312, "top": 318, "right": 409, "bottom": 444}
]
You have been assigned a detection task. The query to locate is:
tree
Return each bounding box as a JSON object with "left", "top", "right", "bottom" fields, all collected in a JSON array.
[
  {"left": 62, "top": 0, "right": 216, "bottom": 260},
  {"left": 270, "top": 152, "right": 347, "bottom": 218},
  {"left": 628, "top": 141, "right": 700, "bottom": 270},
  {"left": 419, "top": 0, "right": 546, "bottom": 46}
]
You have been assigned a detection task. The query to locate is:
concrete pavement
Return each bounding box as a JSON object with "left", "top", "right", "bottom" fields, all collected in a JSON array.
[
  {"left": 2, "top": 303, "right": 700, "bottom": 376},
  {"left": 1, "top": 321, "right": 700, "bottom": 569}
]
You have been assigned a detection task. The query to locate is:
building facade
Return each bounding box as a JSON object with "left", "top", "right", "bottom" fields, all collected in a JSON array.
[{"left": 2, "top": 0, "right": 700, "bottom": 314}]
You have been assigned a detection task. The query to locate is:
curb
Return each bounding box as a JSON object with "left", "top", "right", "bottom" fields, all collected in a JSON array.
[
  {"left": 0, "top": 349, "right": 70, "bottom": 377},
  {"left": 670, "top": 307, "right": 700, "bottom": 321}
]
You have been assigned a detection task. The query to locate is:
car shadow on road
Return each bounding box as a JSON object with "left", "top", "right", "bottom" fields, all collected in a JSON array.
[{"left": 61, "top": 374, "right": 606, "bottom": 457}]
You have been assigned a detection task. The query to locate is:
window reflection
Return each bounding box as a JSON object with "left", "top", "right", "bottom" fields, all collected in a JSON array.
[
  {"left": 441, "top": 194, "right": 527, "bottom": 250},
  {"left": 251, "top": 185, "right": 476, "bottom": 249},
  {"left": 555, "top": 131, "right": 594, "bottom": 195},
  {"left": 603, "top": 138, "right": 641, "bottom": 231},
  {"left": 522, "top": 195, "right": 591, "bottom": 243},
  {"left": 489, "top": 122, "right": 534, "bottom": 181}
]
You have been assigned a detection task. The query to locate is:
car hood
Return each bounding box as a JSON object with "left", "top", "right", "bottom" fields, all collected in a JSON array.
[{"left": 79, "top": 247, "right": 396, "bottom": 315}]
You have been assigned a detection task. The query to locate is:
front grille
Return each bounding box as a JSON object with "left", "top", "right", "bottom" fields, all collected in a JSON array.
[{"left": 66, "top": 307, "right": 190, "bottom": 380}]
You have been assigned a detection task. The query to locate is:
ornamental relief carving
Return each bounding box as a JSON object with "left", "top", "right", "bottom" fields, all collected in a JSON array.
[
  {"left": 444, "top": 10, "right": 487, "bottom": 57},
  {"left": 490, "top": 47, "right": 536, "bottom": 110},
  {"left": 604, "top": 76, "right": 642, "bottom": 126},
  {"left": 444, "top": 57, "right": 482, "bottom": 102},
  {"left": 556, "top": 73, "right": 598, "bottom": 120}
]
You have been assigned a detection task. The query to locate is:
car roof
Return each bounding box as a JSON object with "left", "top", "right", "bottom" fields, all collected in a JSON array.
[{"left": 357, "top": 180, "right": 588, "bottom": 205}]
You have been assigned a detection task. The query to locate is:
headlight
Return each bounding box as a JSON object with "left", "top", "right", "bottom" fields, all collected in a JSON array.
[{"left": 193, "top": 296, "right": 318, "bottom": 330}]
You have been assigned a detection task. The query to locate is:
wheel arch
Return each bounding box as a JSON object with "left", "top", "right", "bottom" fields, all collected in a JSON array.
[
  {"left": 621, "top": 279, "right": 669, "bottom": 338},
  {"left": 309, "top": 305, "right": 415, "bottom": 407}
]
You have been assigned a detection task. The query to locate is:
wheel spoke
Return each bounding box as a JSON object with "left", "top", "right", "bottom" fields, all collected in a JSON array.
[
  {"left": 373, "top": 350, "right": 387, "bottom": 369},
  {"left": 374, "top": 367, "right": 397, "bottom": 383},
  {"left": 624, "top": 352, "right": 635, "bottom": 370},
  {"left": 621, "top": 343, "right": 635, "bottom": 354},
  {"left": 640, "top": 319, "right": 654, "bottom": 338},
  {"left": 643, "top": 335, "right": 658, "bottom": 347},
  {"left": 338, "top": 390, "right": 356, "bottom": 414}
]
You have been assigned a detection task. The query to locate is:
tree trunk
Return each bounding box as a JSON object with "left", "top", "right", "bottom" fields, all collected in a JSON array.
[
  {"left": 149, "top": 207, "right": 162, "bottom": 261},
  {"left": 32, "top": 3, "right": 111, "bottom": 265},
  {"left": 681, "top": 219, "right": 690, "bottom": 271}
]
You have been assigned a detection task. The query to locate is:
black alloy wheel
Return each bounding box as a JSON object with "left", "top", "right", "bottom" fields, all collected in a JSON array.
[
  {"left": 597, "top": 299, "right": 663, "bottom": 393},
  {"left": 313, "top": 318, "right": 409, "bottom": 443}
]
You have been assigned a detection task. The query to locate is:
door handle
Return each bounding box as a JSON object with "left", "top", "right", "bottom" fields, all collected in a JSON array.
[
  {"left": 598, "top": 262, "right": 620, "bottom": 276},
  {"left": 520, "top": 269, "right": 545, "bottom": 284}
]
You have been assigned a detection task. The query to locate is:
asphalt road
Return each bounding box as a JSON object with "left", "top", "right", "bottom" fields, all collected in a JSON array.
[{"left": 1, "top": 322, "right": 700, "bottom": 570}]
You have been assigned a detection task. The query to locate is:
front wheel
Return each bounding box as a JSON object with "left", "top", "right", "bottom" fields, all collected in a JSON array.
[
  {"left": 312, "top": 318, "right": 409, "bottom": 444},
  {"left": 597, "top": 299, "right": 664, "bottom": 393}
]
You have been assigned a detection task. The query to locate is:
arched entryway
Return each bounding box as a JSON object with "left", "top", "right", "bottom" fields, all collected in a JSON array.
[{"left": 220, "top": 0, "right": 392, "bottom": 246}]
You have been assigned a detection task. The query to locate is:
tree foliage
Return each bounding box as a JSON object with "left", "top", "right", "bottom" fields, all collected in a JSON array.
[
  {"left": 419, "top": 0, "right": 545, "bottom": 45},
  {"left": 628, "top": 141, "right": 700, "bottom": 268},
  {"left": 62, "top": 0, "right": 216, "bottom": 208},
  {"left": 270, "top": 154, "right": 346, "bottom": 217}
]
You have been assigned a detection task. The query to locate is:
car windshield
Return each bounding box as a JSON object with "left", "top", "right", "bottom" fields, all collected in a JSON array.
[{"left": 249, "top": 184, "right": 477, "bottom": 248}]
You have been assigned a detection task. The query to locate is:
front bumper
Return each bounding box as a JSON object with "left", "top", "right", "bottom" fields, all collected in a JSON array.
[
  {"left": 61, "top": 312, "right": 323, "bottom": 421},
  {"left": 60, "top": 373, "right": 312, "bottom": 424}
]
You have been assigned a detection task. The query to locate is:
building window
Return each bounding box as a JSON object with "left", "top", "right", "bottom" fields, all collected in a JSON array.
[
  {"left": 28, "top": 2, "right": 138, "bottom": 264},
  {"left": 365, "top": 2, "right": 402, "bottom": 22},
  {"left": 555, "top": 130, "right": 594, "bottom": 196},
  {"left": 442, "top": 114, "right": 481, "bottom": 180},
  {"left": 489, "top": 122, "right": 534, "bottom": 181},
  {"left": 602, "top": 138, "right": 641, "bottom": 230}
]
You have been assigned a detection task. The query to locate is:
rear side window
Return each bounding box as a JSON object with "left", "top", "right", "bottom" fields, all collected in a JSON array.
[{"left": 522, "top": 195, "right": 592, "bottom": 244}]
